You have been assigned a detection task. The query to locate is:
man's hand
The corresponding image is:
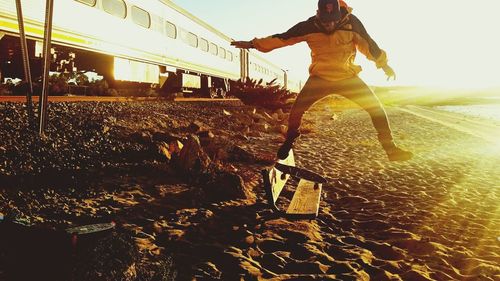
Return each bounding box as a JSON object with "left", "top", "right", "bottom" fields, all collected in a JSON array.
[
  {"left": 382, "top": 65, "right": 396, "bottom": 81},
  {"left": 231, "top": 40, "right": 254, "bottom": 49}
]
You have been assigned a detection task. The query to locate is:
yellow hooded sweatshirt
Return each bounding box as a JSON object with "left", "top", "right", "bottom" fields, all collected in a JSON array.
[{"left": 252, "top": 4, "right": 388, "bottom": 82}]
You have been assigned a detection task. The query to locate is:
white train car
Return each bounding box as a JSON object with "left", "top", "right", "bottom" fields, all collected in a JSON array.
[
  {"left": 246, "top": 50, "right": 286, "bottom": 88},
  {"left": 0, "top": 0, "right": 301, "bottom": 96},
  {"left": 285, "top": 74, "right": 303, "bottom": 94}
]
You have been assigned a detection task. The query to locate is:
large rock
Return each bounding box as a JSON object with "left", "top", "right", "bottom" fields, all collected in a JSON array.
[
  {"left": 202, "top": 170, "right": 255, "bottom": 201},
  {"left": 252, "top": 112, "right": 267, "bottom": 123},
  {"left": 152, "top": 131, "right": 183, "bottom": 143},
  {"left": 174, "top": 135, "right": 211, "bottom": 175},
  {"left": 129, "top": 131, "right": 152, "bottom": 144},
  {"left": 187, "top": 120, "right": 207, "bottom": 134},
  {"left": 274, "top": 124, "right": 288, "bottom": 135},
  {"left": 158, "top": 140, "right": 184, "bottom": 161},
  {"left": 275, "top": 108, "right": 285, "bottom": 119},
  {"left": 228, "top": 145, "right": 256, "bottom": 162},
  {"left": 271, "top": 112, "right": 280, "bottom": 121},
  {"left": 251, "top": 122, "right": 270, "bottom": 132},
  {"left": 233, "top": 112, "right": 254, "bottom": 127}
]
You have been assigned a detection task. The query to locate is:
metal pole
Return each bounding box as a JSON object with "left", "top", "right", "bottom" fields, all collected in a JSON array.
[
  {"left": 39, "top": 0, "right": 54, "bottom": 136},
  {"left": 15, "top": 0, "right": 34, "bottom": 128}
]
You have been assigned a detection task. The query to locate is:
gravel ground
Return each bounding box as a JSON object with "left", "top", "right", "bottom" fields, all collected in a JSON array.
[{"left": 1, "top": 99, "right": 499, "bottom": 281}]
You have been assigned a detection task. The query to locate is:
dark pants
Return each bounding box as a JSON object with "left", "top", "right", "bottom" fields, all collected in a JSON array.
[{"left": 286, "top": 75, "right": 393, "bottom": 143}]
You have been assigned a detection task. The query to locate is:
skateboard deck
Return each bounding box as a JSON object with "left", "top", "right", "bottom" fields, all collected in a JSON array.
[
  {"left": 262, "top": 149, "right": 326, "bottom": 219},
  {"left": 262, "top": 149, "right": 295, "bottom": 211},
  {"left": 275, "top": 163, "right": 327, "bottom": 184}
]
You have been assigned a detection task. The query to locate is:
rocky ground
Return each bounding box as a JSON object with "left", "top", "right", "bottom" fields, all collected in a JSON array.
[{"left": 0, "top": 97, "right": 499, "bottom": 281}]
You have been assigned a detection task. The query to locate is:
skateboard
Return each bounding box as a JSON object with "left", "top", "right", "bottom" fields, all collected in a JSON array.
[
  {"left": 262, "top": 149, "right": 327, "bottom": 219},
  {"left": 65, "top": 222, "right": 116, "bottom": 235}
]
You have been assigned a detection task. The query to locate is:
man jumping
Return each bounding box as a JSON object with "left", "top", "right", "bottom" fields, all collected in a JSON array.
[{"left": 231, "top": 0, "right": 413, "bottom": 161}]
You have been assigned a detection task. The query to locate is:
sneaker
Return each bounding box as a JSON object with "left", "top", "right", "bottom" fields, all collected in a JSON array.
[
  {"left": 386, "top": 146, "right": 413, "bottom": 161},
  {"left": 277, "top": 139, "right": 294, "bottom": 160}
]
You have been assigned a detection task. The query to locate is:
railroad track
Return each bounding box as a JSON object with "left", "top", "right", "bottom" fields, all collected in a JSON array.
[
  {"left": 0, "top": 96, "right": 239, "bottom": 103},
  {"left": 397, "top": 105, "right": 500, "bottom": 144}
]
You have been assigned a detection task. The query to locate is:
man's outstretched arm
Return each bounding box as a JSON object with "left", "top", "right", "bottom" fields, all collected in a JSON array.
[
  {"left": 232, "top": 20, "right": 311, "bottom": 52},
  {"left": 231, "top": 41, "right": 254, "bottom": 49},
  {"left": 350, "top": 14, "right": 396, "bottom": 80}
]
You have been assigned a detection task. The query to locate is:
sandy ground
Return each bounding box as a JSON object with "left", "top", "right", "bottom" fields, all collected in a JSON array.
[
  {"left": 275, "top": 103, "right": 500, "bottom": 280},
  {"left": 1, "top": 98, "right": 499, "bottom": 280}
]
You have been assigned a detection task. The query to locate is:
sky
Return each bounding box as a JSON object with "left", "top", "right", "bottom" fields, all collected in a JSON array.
[{"left": 172, "top": 0, "right": 500, "bottom": 90}]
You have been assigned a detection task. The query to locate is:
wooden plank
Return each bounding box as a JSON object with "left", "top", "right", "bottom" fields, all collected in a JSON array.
[{"left": 286, "top": 179, "right": 322, "bottom": 218}]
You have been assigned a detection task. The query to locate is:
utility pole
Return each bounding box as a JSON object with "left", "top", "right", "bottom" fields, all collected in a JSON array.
[
  {"left": 15, "top": 0, "right": 34, "bottom": 128},
  {"left": 39, "top": 0, "right": 54, "bottom": 136}
]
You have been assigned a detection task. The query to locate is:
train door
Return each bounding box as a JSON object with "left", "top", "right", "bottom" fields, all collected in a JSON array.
[{"left": 240, "top": 49, "right": 249, "bottom": 81}]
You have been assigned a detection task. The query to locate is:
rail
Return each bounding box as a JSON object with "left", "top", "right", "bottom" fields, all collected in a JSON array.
[{"left": 0, "top": 96, "right": 239, "bottom": 103}]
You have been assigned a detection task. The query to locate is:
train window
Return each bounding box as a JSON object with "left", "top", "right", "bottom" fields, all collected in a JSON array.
[
  {"left": 165, "top": 21, "right": 176, "bottom": 38},
  {"left": 218, "top": 47, "right": 226, "bottom": 59},
  {"left": 199, "top": 38, "right": 209, "bottom": 52},
  {"left": 75, "top": 0, "right": 96, "bottom": 7},
  {"left": 102, "top": 0, "right": 127, "bottom": 18},
  {"left": 131, "top": 6, "right": 150, "bottom": 28},
  {"left": 226, "top": 51, "right": 233, "bottom": 61},
  {"left": 209, "top": 43, "right": 218, "bottom": 56},
  {"left": 187, "top": 32, "right": 198, "bottom": 48},
  {"left": 180, "top": 29, "right": 198, "bottom": 47}
]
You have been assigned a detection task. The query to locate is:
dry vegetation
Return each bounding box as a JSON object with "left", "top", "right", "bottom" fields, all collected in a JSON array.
[{"left": 229, "top": 78, "right": 297, "bottom": 110}]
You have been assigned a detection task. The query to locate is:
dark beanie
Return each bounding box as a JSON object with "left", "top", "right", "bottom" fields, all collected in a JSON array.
[{"left": 317, "top": 0, "right": 341, "bottom": 22}]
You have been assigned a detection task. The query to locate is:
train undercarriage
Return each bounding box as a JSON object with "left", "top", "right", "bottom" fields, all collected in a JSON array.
[{"left": 0, "top": 34, "right": 230, "bottom": 98}]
